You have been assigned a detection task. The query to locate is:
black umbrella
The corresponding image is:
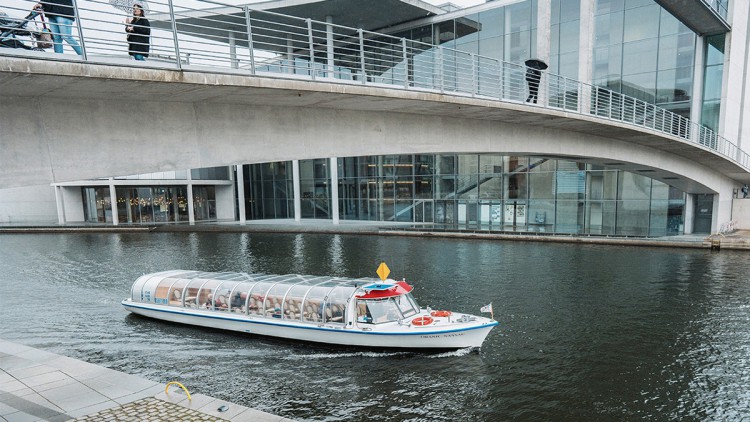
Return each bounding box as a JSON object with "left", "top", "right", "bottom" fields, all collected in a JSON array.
[{"left": 525, "top": 59, "right": 548, "bottom": 70}]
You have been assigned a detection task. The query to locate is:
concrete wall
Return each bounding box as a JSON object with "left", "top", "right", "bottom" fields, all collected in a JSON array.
[
  {"left": 0, "top": 184, "right": 57, "bottom": 224},
  {"left": 732, "top": 197, "right": 750, "bottom": 230}
]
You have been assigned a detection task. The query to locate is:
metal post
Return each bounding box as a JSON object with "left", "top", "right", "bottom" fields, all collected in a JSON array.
[
  {"left": 167, "top": 0, "right": 182, "bottom": 69},
  {"left": 438, "top": 46, "right": 444, "bottom": 93},
  {"left": 471, "top": 53, "right": 476, "bottom": 97},
  {"left": 402, "top": 38, "right": 408, "bottom": 89},
  {"left": 244, "top": 6, "right": 256, "bottom": 74},
  {"left": 358, "top": 28, "right": 366, "bottom": 84},
  {"left": 326, "top": 16, "right": 334, "bottom": 78},
  {"left": 70, "top": 0, "right": 86, "bottom": 59},
  {"left": 307, "top": 19, "right": 316, "bottom": 80}
]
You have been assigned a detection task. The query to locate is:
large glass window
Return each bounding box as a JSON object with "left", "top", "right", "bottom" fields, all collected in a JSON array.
[
  {"left": 702, "top": 34, "right": 725, "bottom": 132},
  {"left": 245, "top": 154, "right": 686, "bottom": 236},
  {"left": 593, "top": 0, "right": 696, "bottom": 117},
  {"left": 82, "top": 187, "right": 112, "bottom": 223}
]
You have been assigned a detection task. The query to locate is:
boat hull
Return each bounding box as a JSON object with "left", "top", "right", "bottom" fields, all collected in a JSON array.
[{"left": 122, "top": 300, "right": 497, "bottom": 350}]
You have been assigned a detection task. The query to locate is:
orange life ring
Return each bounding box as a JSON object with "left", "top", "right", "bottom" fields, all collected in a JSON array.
[
  {"left": 411, "top": 316, "right": 434, "bottom": 326},
  {"left": 430, "top": 310, "right": 452, "bottom": 317}
]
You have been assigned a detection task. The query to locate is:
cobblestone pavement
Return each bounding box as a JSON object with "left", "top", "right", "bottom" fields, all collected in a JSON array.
[{"left": 72, "top": 397, "right": 228, "bottom": 421}]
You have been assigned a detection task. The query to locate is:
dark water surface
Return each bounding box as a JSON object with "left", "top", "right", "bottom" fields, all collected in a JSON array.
[{"left": 1, "top": 232, "right": 749, "bottom": 420}]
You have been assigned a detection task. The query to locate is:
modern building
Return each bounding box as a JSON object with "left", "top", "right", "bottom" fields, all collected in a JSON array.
[{"left": 1, "top": 0, "right": 745, "bottom": 236}]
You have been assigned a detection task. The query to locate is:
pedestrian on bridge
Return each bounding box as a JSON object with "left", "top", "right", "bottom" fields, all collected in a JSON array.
[
  {"left": 125, "top": 3, "right": 149, "bottom": 61},
  {"left": 38, "top": 0, "right": 82, "bottom": 55}
]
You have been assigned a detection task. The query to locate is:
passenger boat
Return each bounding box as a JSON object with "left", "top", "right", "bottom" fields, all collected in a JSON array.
[{"left": 121, "top": 268, "right": 498, "bottom": 350}]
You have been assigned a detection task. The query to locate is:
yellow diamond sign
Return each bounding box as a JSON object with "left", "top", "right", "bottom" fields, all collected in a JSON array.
[{"left": 376, "top": 262, "right": 390, "bottom": 281}]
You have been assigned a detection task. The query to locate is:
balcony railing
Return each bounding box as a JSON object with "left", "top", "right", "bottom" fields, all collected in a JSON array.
[{"left": 1, "top": 0, "right": 747, "bottom": 172}]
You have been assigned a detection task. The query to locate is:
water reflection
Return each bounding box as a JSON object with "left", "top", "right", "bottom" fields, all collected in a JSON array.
[{"left": 1, "top": 233, "right": 750, "bottom": 420}]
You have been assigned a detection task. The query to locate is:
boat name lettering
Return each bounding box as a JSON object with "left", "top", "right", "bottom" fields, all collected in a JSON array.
[{"left": 420, "top": 333, "right": 465, "bottom": 339}]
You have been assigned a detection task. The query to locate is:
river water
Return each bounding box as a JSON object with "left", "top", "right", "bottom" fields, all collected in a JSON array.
[{"left": 1, "top": 232, "right": 749, "bottom": 420}]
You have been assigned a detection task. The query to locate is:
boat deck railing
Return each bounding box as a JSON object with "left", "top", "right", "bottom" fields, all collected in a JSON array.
[{"left": 2, "top": 0, "right": 748, "bottom": 172}]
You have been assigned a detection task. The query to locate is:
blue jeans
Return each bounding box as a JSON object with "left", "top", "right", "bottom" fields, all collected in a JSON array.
[
  {"left": 48, "top": 16, "right": 82, "bottom": 55},
  {"left": 132, "top": 54, "right": 146, "bottom": 61}
]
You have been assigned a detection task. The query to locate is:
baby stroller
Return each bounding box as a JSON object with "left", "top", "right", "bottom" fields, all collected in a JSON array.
[{"left": 0, "top": 9, "right": 48, "bottom": 51}]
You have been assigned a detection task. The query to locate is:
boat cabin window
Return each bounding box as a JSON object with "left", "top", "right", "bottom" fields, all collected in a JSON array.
[
  {"left": 357, "top": 298, "right": 402, "bottom": 324},
  {"left": 168, "top": 279, "right": 189, "bottom": 306},
  {"left": 283, "top": 282, "right": 314, "bottom": 321},
  {"left": 393, "top": 293, "right": 419, "bottom": 318},
  {"left": 184, "top": 279, "right": 209, "bottom": 308},
  {"left": 324, "top": 285, "right": 352, "bottom": 324},
  {"left": 264, "top": 283, "right": 292, "bottom": 318},
  {"left": 197, "top": 280, "right": 222, "bottom": 310},
  {"left": 217, "top": 282, "right": 239, "bottom": 311},
  {"left": 247, "top": 282, "right": 274, "bottom": 316},
  {"left": 301, "top": 282, "right": 338, "bottom": 323},
  {"left": 153, "top": 279, "right": 174, "bottom": 305},
  {"left": 229, "top": 282, "right": 255, "bottom": 314}
]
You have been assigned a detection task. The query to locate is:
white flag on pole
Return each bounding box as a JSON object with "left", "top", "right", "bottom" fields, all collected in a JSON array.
[{"left": 480, "top": 303, "right": 493, "bottom": 314}]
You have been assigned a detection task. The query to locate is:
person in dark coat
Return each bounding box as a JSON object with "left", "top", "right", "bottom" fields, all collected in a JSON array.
[
  {"left": 125, "top": 3, "right": 150, "bottom": 60},
  {"left": 525, "top": 67, "right": 541, "bottom": 103},
  {"left": 38, "top": 0, "right": 82, "bottom": 55}
]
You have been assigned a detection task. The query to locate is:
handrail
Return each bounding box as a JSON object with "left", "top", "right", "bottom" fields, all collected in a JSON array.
[{"left": 1, "top": 0, "right": 748, "bottom": 172}]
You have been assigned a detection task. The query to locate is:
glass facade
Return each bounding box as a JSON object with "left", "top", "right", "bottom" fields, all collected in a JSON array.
[
  {"left": 245, "top": 161, "right": 294, "bottom": 220},
  {"left": 246, "top": 154, "right": 688, "bottom": 236},
  {"left": 702, "top": 34, "right": 725, "bottom": 132},
  {"left": 82, "top": 185, "right": 216, "bottom": 224},
  {"left": 593, "top": 0, "right": 695, "bottom": 118}
]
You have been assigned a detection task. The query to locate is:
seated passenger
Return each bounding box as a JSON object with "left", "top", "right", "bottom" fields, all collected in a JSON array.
[
  {"left": 231, "top": 292, "right": 244, "bottom": 308},
  {"left": 204, "top": 294, "right": 213, "bottom": 309}
]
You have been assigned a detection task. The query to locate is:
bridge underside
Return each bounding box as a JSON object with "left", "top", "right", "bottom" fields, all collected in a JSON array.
[{"left": 0, "top": 57, "right": 745, "bottom": 196}]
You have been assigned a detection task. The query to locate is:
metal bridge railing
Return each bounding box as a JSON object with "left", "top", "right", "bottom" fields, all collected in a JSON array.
[{"left": 2, "top": 0, "right": 748, "bottom": 172}]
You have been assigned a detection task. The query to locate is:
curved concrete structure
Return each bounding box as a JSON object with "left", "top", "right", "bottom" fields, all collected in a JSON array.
[{"left": 0, "top": 55, "right": 746, "bottom": 200}]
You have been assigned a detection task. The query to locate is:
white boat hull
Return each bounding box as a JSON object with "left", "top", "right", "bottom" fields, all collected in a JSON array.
[{"left": 122, "top": 300, "right": 497, "bottom": 350}]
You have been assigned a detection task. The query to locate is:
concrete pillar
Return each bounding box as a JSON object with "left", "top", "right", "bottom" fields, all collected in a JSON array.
[
  {"left": 236, "top": 164, "right": 246, "bottom": 224},
  {"left": 536, "top": 0, "right": 551, "bottom": 106},
  {"left": 326, "top": 16, "right": 334, "bottom": 77},
  {"left": 330, "top": 156, "right": 339, "bottom": 224},
  {"left": 684, "top": 193, "right": 694, "bottom": 234},
  {"left": 187, "top": 171, "right": 195, "bottom": 225},
  {"left": 108, "top": 179, "right": 118, "bottom": 226},
  {"left": 578, "top": 0, "right": 595, "bottom": 114},
  {"left": 54, "top": 185, "right": 65, "bottom": 224},
  {"left": 293, "top": 159, "right": 301, "bottom": 221},
  {"left": 229, "top": 32, "right": 238, "bottom": 69}
]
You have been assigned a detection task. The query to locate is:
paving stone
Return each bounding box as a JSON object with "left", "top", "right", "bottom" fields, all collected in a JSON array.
[{"left": 71, "top": 397, "right": 229, "bottom": 422}]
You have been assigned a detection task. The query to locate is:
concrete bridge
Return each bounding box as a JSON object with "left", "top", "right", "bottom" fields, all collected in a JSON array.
[
  {"left": 1, "top": 53, "right": 746, "bottom": 193},
  {"left": 2, "top": 42, "right": 750, "bottom": 231}
]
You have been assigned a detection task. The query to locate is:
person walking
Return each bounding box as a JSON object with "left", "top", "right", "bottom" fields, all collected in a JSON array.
[
  {"left": 525, "top": 67, "right": 541, "bottom": 103},
  {"left": 38, "top": 0, "right": 82, "bottom": 55},
  {"left": 125, "top": 3, "right": 150, "bottom": 61}
]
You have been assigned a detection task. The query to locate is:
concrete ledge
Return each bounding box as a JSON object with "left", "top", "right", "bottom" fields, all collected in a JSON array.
[{"left": 0, "top": 339, "right": 291, "bottom": 421}]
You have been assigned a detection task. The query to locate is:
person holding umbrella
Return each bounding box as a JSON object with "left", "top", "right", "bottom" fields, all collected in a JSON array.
[
  {"left": 124, "top": 3, "right": 149, "bottom": 61},
  {"left": 37, "top": 0, "right": 82, "bottom": 55},
  {"left": 525, "top": 59, "right": 547, "bottom": 104}
]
